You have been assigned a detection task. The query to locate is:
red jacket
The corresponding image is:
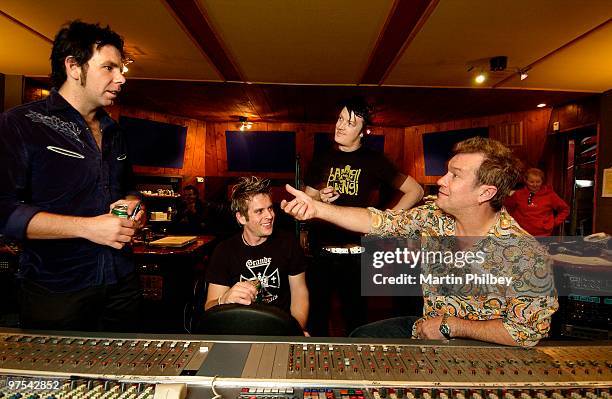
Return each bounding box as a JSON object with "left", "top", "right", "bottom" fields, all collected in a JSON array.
[{"left": 504, "top": 186, "right": 570, "bottom": 236}]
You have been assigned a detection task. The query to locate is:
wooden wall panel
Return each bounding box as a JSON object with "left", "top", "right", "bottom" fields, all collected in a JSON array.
[
  {"left": 380, "top": 127, "right": 404, "bottom": 169},
  {"left": 404, "top": 108, "right": 553, "bottom": 185},
  {"left": 114, "top": 106, "right": 568, "bottom": 205},
  {"left": 204, "top": 121, "right": 335, "bottom": 180},
  {"left": 202, "top": 122, "right": 407, "bottom": 187},
  {"left": 116, "top": 107, "right": 207, "bottom": 188},
  {"left": 548, "top": 95, "right": 599, "bottom": 133}
]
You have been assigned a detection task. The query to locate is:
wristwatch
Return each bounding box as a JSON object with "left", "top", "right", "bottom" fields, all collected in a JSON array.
[{"left": 439, "top": 313, "right": 451, "bottom": 340}]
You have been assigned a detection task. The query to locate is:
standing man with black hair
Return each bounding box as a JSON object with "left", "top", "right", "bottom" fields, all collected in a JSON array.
[
  {"left": 0, "top": 21, "right": 145, "bottom": 331},
  {"left": 303, "top": 97, "right": 423, "bottom": 336}
]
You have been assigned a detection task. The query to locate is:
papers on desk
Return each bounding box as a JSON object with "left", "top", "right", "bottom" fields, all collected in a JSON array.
[{"left": 148, "top": 236, "right": 197, "bottom": 248}]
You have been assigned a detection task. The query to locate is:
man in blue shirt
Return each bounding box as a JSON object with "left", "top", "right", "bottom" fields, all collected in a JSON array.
[{"left": 0, "top": 21, "right": 145, "bottom": 331}]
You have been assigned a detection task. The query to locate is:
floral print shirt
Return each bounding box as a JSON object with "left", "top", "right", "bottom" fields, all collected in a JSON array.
[{"left": 369, "top": 203, "right": 558, "bottom": 347}]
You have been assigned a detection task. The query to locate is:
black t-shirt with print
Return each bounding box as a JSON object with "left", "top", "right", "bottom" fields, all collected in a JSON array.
[
  {"left": 205, "top": 230, "right": 306, "bottom": 313},
  {"left": 305, "top": 145, "right": 403, "bottom": 246}
]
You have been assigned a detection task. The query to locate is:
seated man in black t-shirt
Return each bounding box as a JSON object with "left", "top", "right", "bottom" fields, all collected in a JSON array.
[{"left": 204, "top": 177, "right": 309, "bottom": 333}]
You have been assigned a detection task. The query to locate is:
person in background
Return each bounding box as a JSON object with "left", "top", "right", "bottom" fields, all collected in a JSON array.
[
  {"left": 204, "top": 177, "right": 309, "bottom": 333},
  {"left": 302, "top": 97, "right": 423, "bottom": 336},
  {"left": 174, "top": 184, "right": 234, "bottom": 236},
  {"left": 0, "top": 21, "right": 145, "bottom": 331},
  {"left": 505, "top": 168, "right": 570, "bottom": 236},
  {"left": 174, "top": 185, "right": 207, "bottom": 234}
]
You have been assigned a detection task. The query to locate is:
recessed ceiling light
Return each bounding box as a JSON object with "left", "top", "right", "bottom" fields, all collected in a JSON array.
[
  {"left": 474, "top": 73, "right": 486, "bottom": 84},
  {"left": 537, "top": 103, "right": 547, "bottom": 108},
  {"left": 520, "top": 72, "right": 529, "bottom": 80}
]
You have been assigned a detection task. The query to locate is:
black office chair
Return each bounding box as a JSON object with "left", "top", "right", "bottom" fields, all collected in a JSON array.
[
  {"left": 194, "top": 303, "right": 303, "bottom": 336},
  {"left": 184, "top": 278, "right": 208, "bottom": 333}
]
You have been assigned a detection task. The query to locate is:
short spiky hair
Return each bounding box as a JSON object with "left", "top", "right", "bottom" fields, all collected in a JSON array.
[
  {"left": 50, "top": 20, "right": 124, "bottom": 89},
  {"left": 340, "top": 96, "right": 373, "bottom": 132},
  {"left": 453, "top": 137, "right": 522, "bottom": 211},
  {"left": 231, "top": 176, "right": 271, "bottom": 219}
]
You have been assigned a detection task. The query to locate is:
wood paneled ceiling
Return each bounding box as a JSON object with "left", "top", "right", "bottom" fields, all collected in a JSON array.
[{"left": 1, "top": 0, "right": 611, "bottom": 125}]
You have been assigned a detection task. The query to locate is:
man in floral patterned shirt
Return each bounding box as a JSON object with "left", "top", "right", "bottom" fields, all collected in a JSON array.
[{"left": 282, "top": 137, "right": 558, "bottom": 346}]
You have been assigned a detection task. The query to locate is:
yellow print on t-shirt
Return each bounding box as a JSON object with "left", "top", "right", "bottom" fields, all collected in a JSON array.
[{"left": 327, "top": 165, "right": 362, "bottom": 196}]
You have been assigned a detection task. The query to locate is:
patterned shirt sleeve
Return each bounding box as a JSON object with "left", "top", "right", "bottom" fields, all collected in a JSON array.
[
  {"left": 368, "top": 206, "right": 425, "bottom": 238},
  {"left": 501, "top": 244, "right": 559, "bottom": 347},
  {"left": 502, "top": 295, "right": 559, "bottom": 347}
]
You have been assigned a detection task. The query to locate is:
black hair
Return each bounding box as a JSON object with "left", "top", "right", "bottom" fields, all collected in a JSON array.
[
  {"left": 50, "top": 20, "right": 124, "bottom": 89},
  {"left": 339, "top": 96, "right": 373, "bottom": 132}
]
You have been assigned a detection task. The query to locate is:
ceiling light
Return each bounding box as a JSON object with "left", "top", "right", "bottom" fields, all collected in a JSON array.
[
  {"left": 468, "top": 56, "right": 508, "bottom": 85},
  {"left": 518, "top": 66, "right": 530, "bottom": 81},
  {"left": 238, "top": 116, "right": 253, "bottom": 131},
  {"left": 537, "top": 103, "right": 547, "bottom": 108},
  {"left": 122, "top": 57, "right": 134, "bottom": 74}
]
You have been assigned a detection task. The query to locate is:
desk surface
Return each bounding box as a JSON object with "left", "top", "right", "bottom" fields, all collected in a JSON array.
[
  {"left": 551, "top": 253, "right": 612, "bottom": 267},
  {"left": 133, "top": 235, "right": 216, "bottom": 255}
]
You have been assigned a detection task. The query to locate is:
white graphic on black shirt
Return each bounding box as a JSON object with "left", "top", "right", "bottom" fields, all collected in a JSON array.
[
  {"left": 26, "top": 110, "right": 84, "bottom": 147},
  {"left": 240, "top": 257, "right": 280, "bottom": 303}
]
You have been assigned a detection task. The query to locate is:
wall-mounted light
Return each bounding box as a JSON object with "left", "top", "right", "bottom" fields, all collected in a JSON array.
[
  {"left": 537, "top": 103, "right": 547, "bottom": 108},
  {"left": 239, "top": 116, "right": 253, "bottom": 131},
  {"left": 520, "top": 71, "right": 529, "bottom": 81},
  {"left": 122, "top": 57, "right": 134, "bottom": 74}
]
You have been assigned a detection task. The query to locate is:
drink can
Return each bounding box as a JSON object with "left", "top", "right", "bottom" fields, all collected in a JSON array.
[
  {"left": 111, "top": 204, "right": 129, "bottom": 218},
  {"left": 251, "top": 279, "right": 263, "bottom": 303}
]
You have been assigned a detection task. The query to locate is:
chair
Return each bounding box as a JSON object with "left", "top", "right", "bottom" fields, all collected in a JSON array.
[
  {"left": 194, "top": 303, "right": 303, "bottom": 336},
  {"left": 183, "top": 278, "right": 208, "bottom": 333}
]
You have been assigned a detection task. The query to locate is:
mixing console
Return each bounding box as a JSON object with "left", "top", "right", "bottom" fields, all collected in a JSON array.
[
  {"left": 0, "top": 334, "right": 209, "bottom": 376},
  {"left": 0, "top": 330, "right": 610, "bottom": 399}
]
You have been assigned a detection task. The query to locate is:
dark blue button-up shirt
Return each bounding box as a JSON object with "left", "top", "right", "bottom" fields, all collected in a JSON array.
[{"left": 0, "top": 90, "right": 136, "bottom": 292}]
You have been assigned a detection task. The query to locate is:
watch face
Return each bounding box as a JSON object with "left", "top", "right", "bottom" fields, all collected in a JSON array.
[{"left": 440, "top": 323, "right": 451, "bottom": 339}]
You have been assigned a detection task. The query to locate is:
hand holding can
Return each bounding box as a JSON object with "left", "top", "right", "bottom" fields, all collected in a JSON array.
[
  {"left": 251, "top": 279, "right": 262, "bottom": 303},
  {"left": 111, "top": 204, "right": 129, "bottom": 218}
]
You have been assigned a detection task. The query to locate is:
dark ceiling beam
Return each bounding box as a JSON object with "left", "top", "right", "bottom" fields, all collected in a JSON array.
[
  {"left": 359, "top": 0, "right": 438, "bottom": 85},
  {"left": 0, "top": 10, "right": 53, "bottom": 44},
  {"left": 163, "top": 0, "right": 272, "bottom": 121},
  {"left": 493, "top": 18, "right": 611, "bottom": 88},
  {"left": 163, "top": 0, "right": 242, "bottom": 82}
]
